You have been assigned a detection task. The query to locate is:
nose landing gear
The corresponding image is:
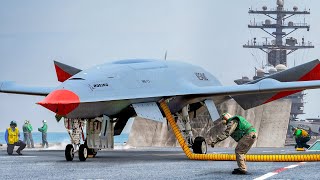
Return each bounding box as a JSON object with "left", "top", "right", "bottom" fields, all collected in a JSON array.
[
  {"left": 65, "top": 143, "right": 88, "bottom": 161},
  {"left": 64, "top": 118, "right": 88, "bottom": 161}
]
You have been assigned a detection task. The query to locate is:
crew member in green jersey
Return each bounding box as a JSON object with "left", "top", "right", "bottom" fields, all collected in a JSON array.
[{"left": 211, "top": 112, "right": 257, "bottom": 175}]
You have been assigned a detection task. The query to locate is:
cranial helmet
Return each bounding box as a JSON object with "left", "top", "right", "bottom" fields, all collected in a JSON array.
[
  {"left": 43, "top": 120, "right": 47, "bottom": 123},
  {"left": 10, "top": 120, "right": 17, "bottom": 126},
  {"left": 221, "top": 112, "right": 233, "bottom": 121}
]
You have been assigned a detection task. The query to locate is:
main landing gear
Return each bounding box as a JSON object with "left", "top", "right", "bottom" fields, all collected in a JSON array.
[{"left": 178, "top": 106, "right": 207, "bottom": 154}]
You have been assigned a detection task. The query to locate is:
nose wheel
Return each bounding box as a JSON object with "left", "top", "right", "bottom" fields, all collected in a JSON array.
[
  {"left": 65, "top": 144, "right": 88, "bottom": 161},
  {"left": 65, "top": 144, "right": 74, "bottom": 161},
  {"left": 79, "top": 144, "right": 88, "bottom": 161}
]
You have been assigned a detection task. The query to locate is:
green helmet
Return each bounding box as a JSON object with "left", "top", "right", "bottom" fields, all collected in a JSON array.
[{"left": 10, "top": 120, "right": 17, "bottom": 126}]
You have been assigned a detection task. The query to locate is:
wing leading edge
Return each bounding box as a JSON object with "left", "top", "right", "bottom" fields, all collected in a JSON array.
[
  {"left": 0, "top": 81, "right": 54, "bottom": 96},
  {"left": 191, "top": 79, "right": 320, "bottom": 97}
]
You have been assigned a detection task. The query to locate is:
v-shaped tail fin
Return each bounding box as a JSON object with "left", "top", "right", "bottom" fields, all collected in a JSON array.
[{"left": 54, "top": 61, "right": 82, "bottom": 82}]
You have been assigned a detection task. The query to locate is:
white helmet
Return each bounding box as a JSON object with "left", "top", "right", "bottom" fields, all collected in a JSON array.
[{"left": 42, "top": 120, "right": 47, "bottom": 123}]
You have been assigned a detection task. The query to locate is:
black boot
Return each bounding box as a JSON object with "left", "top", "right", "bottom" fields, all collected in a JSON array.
[
  {"left": 16, "top": 150, "right": 22, "bottom": 155},
  {"left": 232, "top": 168, "right": 247, "bottom": 175}
]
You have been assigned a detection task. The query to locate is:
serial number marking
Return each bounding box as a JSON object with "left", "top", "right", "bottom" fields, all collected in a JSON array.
[
  {"left": 141, "top": 80, "right": 151, "bottom": 83},
  {"left": 195, "top": 72, "right": 208, "bottom": 81}
]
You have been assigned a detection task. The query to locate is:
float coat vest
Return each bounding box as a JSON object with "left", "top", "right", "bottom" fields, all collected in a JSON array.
[
  {"left": 295, "top": 129, "right": 310, "bottom": 138},
  {"left": 227, "top": 116, "right": 256, "bottom": 142},
  {"left": 7, "top": 127, "right": 19, "bottom": 144}
]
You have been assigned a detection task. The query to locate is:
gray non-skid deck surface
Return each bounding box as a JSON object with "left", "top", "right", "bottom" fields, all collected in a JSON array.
[{"left": 0, "top": 147, "right": 319, "bottom": 180}]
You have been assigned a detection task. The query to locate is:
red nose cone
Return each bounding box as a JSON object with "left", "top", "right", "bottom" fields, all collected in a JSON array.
[{"left": 37, "top": 89, "right": 80, "bottom": 116}]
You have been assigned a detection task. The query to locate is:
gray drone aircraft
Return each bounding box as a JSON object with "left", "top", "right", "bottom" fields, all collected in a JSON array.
[{"left": 1, "top": 59, "right": 320, "bottom": 161}]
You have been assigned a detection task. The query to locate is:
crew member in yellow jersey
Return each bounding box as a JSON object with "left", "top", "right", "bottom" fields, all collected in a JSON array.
[
  {"left": 292, "top": 127, "right": 310, "bottom": 149},
  {"left": 5, "top": 121, "right": 26, "bottom": 155}
]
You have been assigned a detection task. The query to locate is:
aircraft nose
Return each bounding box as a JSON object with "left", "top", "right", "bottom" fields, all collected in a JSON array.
[{"left": 37, "top": 89, "right": 80, "bottom": 116}]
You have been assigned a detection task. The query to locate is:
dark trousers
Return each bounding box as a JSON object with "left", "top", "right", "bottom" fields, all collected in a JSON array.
[
  {"left": 295, "top": 136, "right": 311, "bottom": 148},
  {"left": 23, "top": 133, "right": 34, "bottom": 148},
  {"left": 42, "top": 133, "right": 48, "bottom": 148},
  {"left": 7, "top": 140, "right": 26, "bottom": 155},
  {"left": 29, "top": 133, "right": 34, "bottom": 148}
]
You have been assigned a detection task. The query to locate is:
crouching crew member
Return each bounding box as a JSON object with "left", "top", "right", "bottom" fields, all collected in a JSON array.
[{"left": 5, "top": 121, "right": 26, "bottom": 155}]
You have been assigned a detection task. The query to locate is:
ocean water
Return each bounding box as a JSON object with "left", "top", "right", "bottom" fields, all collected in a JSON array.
[{"left": 0, "top": 132, "right": 129, "bottom": 145}]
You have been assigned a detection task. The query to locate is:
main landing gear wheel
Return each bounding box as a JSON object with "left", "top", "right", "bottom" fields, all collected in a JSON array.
[
  {"left": 192, "top": 136, "right": 207, "bottom": 154},
  {"left": 65, "top": 144, "right": 74, "bottom": 161},
  {"left": 79, "top": 144, "right": 88, "bottom": 161}
]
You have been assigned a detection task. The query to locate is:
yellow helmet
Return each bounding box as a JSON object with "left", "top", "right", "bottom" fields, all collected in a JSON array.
[{"left": 221, "top": 112, "right": 233, "bottom": 121}]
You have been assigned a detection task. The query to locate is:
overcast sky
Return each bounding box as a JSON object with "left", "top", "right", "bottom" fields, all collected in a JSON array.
[{"left": 1, "top": 0, "right": 320, "bottom": 132}]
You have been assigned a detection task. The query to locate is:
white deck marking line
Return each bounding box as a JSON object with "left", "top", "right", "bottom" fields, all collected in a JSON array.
[
  {"left": 254, "top": 172, "right": 277, "bottom": 180},
  {"left": 285, "top": 165, "right": 298, "bottom": 169},
  {"left": 254, "top": 162, "right": 306, "bottom": 180}
]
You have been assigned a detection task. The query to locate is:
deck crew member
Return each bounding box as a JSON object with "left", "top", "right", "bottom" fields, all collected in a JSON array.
[
  {"left": 38, "top": 120, "right": 49, "bottom": 148},
  {"left": 211, "top": 113, "right": 257, "bottom": 175},
  {"left": 5, "top": 121, "right": 26, "bottom": 155},
  {"left": 292, "top": 127, "right": 310, "bottom": 149}
]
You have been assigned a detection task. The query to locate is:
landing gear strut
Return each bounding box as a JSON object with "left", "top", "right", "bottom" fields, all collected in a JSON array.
[
  {"left": 178, "top": 105, "right": 207, "bottom": 154},
  {"left": 64, "top": 118, "right": 88, "bottom": 161},
  {"left": 180, "top": 106, "right": 194, "bottom": 147}
]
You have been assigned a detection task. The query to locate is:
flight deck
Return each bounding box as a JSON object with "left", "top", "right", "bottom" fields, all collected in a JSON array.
[{"left": 0, "top": 147, "right": 319, "bottom": 180}]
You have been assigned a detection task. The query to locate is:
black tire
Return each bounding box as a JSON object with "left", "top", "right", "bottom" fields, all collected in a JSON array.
[
  {"left": 79, "top": 144, "right": 88, "bottom": 161},
  {"left": 65, "top": 144, "right": 74, "bottom": 161},
  {"left": 192, "top": 136, "right": 207, "bottom": 154}
]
